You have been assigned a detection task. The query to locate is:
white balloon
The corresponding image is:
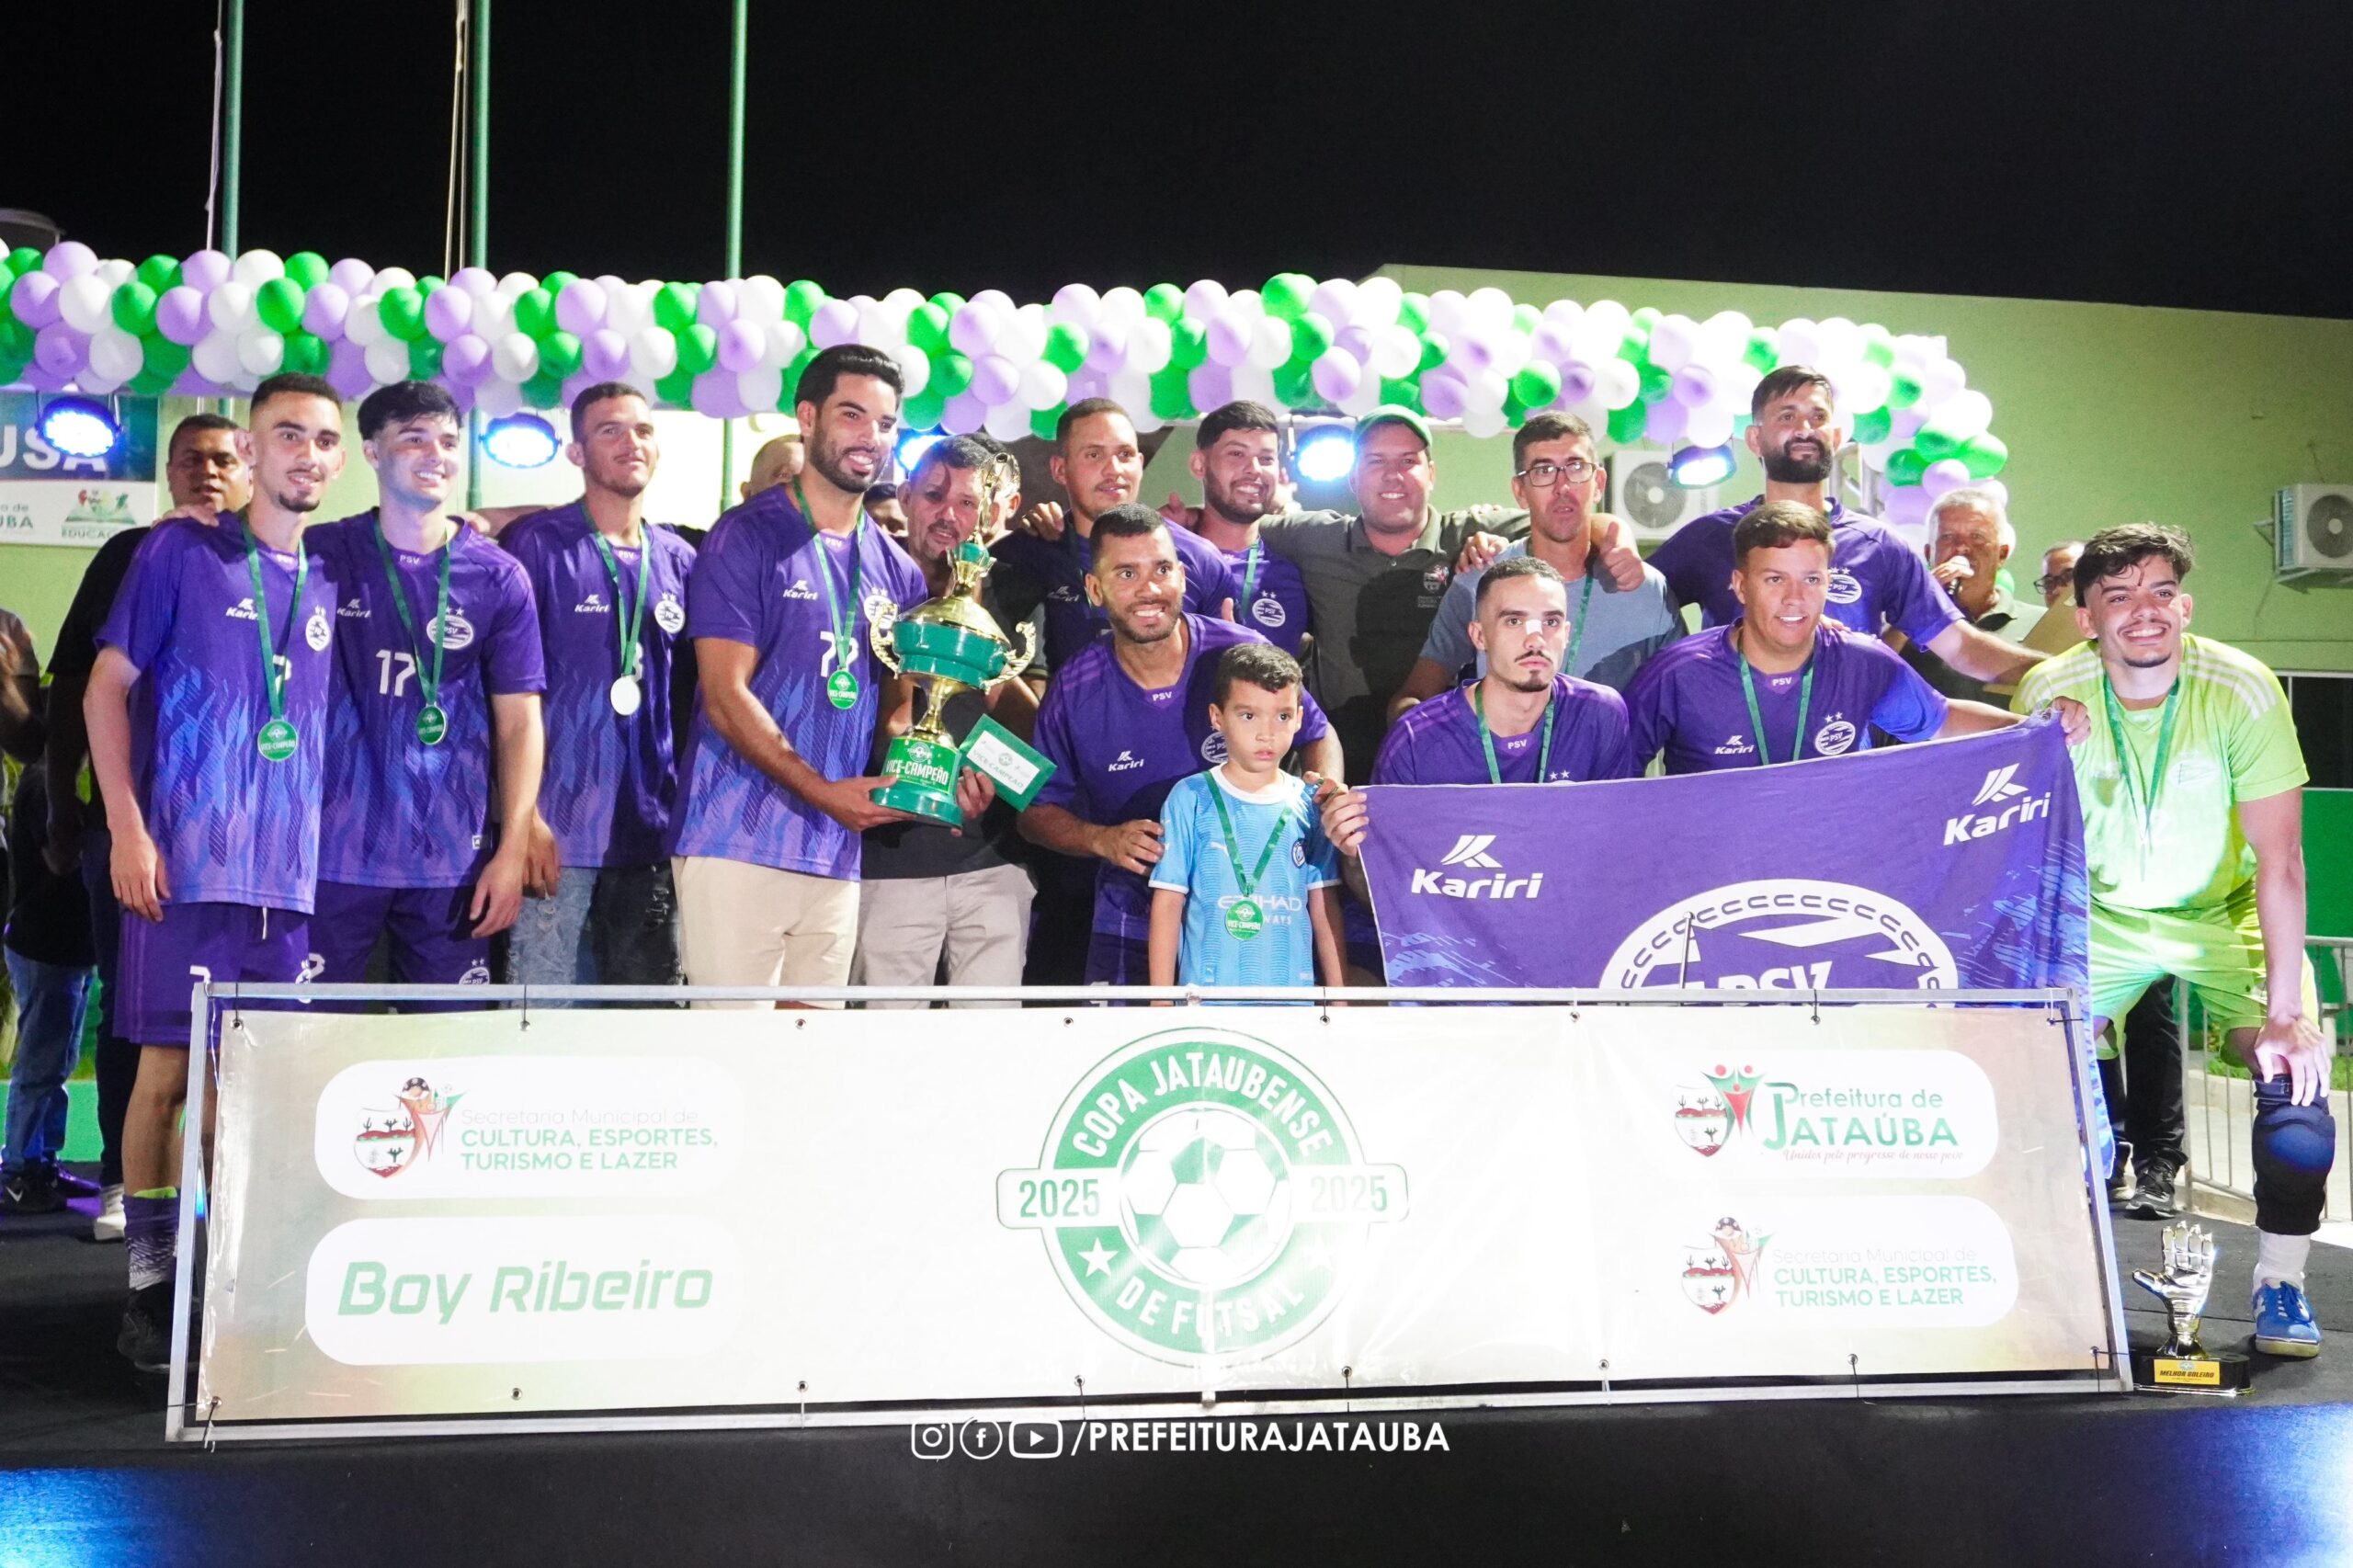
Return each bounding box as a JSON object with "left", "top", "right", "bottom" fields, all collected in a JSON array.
[
  {"left": 629, "top": 327, "right": 678, "bottom": 379},
  {"left": 57, "top": 274, "right": 114, "bottom": 334},
  {"left": 76, "top": 369, "right": 127, "bottom": 397},
  {"left": 605, "top": 283, "right": 654, "bottom": 337},
  {"left": 344, "top": 296, "right": 389, "bottom": 346},
  {"left": 1466, "top": 286, "right": 1515, "bottom": 331},
  {"left": 87, "top": 326, "right": 144, "bottom": 382},
  {"left": 1834, "top": 362, "right": 1893, "bottom": 417},
  {"left": 1369, "top": 325, "right": 1419, "bottom": 381},
  {"left": 1000, "top": 304, "right": 1049, "bottom": 364},
  {"left": 97, "top": 257, "right": 135, "bottom": 289},
  {"left": 1936, "top": 388, "right": 1995, "bottom": 438},
  {"left": 1183, "top": 278, "right": 1229, "bottom": 324},
  {"left": 762, "top": 320, "right": 805, "bottom": 369},
  {"left": 372, "top": 267, "right": 418, "bottom": 293},
  {"left": 1246, "top": 315, "right": 1292, "bottom": 370},
  {"left": 880, "top": 287, "right": 926, "bottom": 320},
  {"left": 477, "top": 377, "right": 525, "bottom": 418},
  {"left": 361, "top": 335, "right": 411, "bottom": 386},
  {"left": 1349, "top": 276, "right": 1404, "bottom": 329},
  {"left": 1567, "top": 317, "right": 1626, "bottom": 369},
  {"left": 1049, "top": 283, "right": 1102, "bottom": 329},
  {"left": 1816, "top": 316, "right": 1862, "bottom": 371},
  {"left": 1097, "top": 286, "right": 1146, "bottom": 326},
  {"left": 1463, "top": 369, "right": 1508, "bottom": 416},
  {"left": 1685, "top": 403, "right": 1734, "bottom": 449},
  {"left": 1229, "top": 363, "right": 1277, "bottom": 405},
  {"left": 1593, "top": 358, "right": 1641, "bottom": 411},
  {"left": 208, "top": 281, "right": 257, "bottom": 333},
  {"left": 1858, "top": 437, "right": 1904, "bottom": 472},
  {"left": 1542, "top": 297, "right": 1586, "bottom": 328},
  {"left": 1425, "top": 289, "right": 1470, "bottom": 339},
  {"left": 1308, "top": 278, "right": 1358, "bottom": 325},
  {"left": 1108, "top": 368, "right": 1154, "bottom": 414},
  {"left": 497, "top": 270, "right": 539, "bottom": 299},
  {"left": 1915, "top": 357, "right": 1967, "bottom": 411},
  {"left": 1225, "top": 289, "right": 1264, "bottom": 320},
  {"left": 1648, "top": 313, "right": 1699, "bottom": 372},
  {"left": 1462, "top": 404, "right": 1507, "bottom": 439},
  {"left": 894, "top": 343, "right": 931, "bottom": 398},
  {"left": 1487, "top": 330, "right": 1529, "bottom": 379},
  {"left": 1124, "top": 316, "right": 1173, "bottom": 374},
  {"left": 737, "top": 367, "right": 784, "bottom": 412},
  {"left": 738, "top": 275, "right": 786, "bottom": 326},
  {"left": 474, "top": 291, "right": 516, "bottom": 339},
  {"left": 1084, "top": 317, "right": 1130, "bottom": 372},
  {"left": 1581, "top": 299, "right": 1631, "bottom": 341},
  {"left": 967, "top": 288, "right": 1017, "bottom": 318},
  {"left": 231, "top": 249, "right": 286, "bottom": 287},
  {"left": 1018, "top": 359, "right": 1068, "bottom": 412},
  {"left": 191, "top": 329, "right": 240, "bottom": 385},
  {"left": 1335, "top": 374, "right": 1381, "bottom": 419},
  {"left": 855, "top": 301, "right": 904, "bottom": 352},
  {"left": 984, "top": 399, "right": 1033, "bottom": 442},
  {"left": 1776, "top": 318, "right": 1823, "bottom": 369},
  {"left": 492, "top": 332, "right": 540, "bottom": 382}
]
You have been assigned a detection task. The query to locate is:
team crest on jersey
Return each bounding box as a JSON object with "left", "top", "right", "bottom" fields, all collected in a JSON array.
[
  {"left": 654, "top": 595, "right": 687, "bottom": 635},
  {"left": 304, "top": 606, "right": 332, "bottom": 652},
  {"left": 1813, "top": 718, "right": 1857, "bottom": 756},
  {"left": 1825, "top": 569, "right": 1862, "bottom": 606},
  {"left": 1420, "top": 564, "right": 1451, "bottom": 598},
  {"left": 1200, "top": 730, "right": 1229, "bottom": 766},
  {"left": 1251, "top": 595, "right": 1287, "bottom": 629},
  {"left": 459, "top": 963, "right": 492, "bottom": 986},
  {"left": 428, "top": 611, "right": 475, "bottom": 651},
  {"left": 863, "top": 590, "right": 896, "bottom": 625}
]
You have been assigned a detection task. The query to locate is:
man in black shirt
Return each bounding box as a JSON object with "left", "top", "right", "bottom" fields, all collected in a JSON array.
[{"left": 1, "top": 764, "right": 98, "bottom": 1213}]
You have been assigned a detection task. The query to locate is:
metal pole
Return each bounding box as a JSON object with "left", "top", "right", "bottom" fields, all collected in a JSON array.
[
  {"left": 218, "top": 0, "right": 244, "bottom": 416},
  {"left": 467, "top": 0, "right": 492, "bottom": 508},
  {"left": 720, "top": 0, "right": 748, "bottom": 517}
]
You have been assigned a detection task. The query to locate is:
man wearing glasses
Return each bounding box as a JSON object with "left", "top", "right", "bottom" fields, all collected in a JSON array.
[
  {"left": 2036, "top": 540, "right": 2085, "bottom": 609},
  {"left": 1388, "top": 412, "right": 1678, "bottom": 718}
]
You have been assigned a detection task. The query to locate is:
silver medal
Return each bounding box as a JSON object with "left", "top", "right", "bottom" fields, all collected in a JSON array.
[{"left": 609, "top": 675, "right": 643, "bottom": 716}]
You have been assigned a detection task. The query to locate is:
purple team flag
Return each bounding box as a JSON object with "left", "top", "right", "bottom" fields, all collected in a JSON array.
[{"left": 1359, "top": 716, "right": 2089, "bottom": 1000}]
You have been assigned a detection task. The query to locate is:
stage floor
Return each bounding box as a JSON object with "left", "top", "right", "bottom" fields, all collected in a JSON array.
[{"left": 6, "top": 1176, "right": 2353, "bottom": 1566}]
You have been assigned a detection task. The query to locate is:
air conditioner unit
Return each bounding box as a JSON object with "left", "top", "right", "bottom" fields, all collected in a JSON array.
[
  {"left": 1610, "top": 448, "right": 1721, "bottom": 543},
  {"left": 2273, "top": 486, "right": 2353, "bottom": 581}
]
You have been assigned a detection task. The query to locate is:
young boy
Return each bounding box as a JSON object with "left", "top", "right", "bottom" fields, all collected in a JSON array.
[{"left": 1148, "top": 644, "right": 1343, "bottom": 993}]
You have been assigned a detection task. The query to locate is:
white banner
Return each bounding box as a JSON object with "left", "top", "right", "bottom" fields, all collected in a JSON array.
[{"left": 196, "top": 999, "right": 2118, "bottom": 1429}]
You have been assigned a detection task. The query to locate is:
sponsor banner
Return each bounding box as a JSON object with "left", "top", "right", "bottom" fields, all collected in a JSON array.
[
  {"left": 0, "top": 392, "right": 162, "bottom": 548},
  {"left": 199, "top": 1002, "right": 2112, "bottom": 1426}
]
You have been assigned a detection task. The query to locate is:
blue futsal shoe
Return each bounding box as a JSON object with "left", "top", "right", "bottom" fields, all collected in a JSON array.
[{"left": 2253, "top": 1282, "right": 2322, "bottom": 1358}]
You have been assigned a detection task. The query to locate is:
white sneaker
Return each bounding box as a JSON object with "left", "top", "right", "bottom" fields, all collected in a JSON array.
[{"left": 93, "top": 1183, "right": 125, "bottom": 1243}]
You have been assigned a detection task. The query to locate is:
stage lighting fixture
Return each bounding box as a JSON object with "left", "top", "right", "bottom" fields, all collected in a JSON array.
[
  {"left": 1294, "top": 428, "right": 1355, "bottom": 484},
  {"left": 896, "top": 431, "right": 945, "bottom": 476},
  {"left": 38, "top": 395, "right": 121, "bottom": 460},
  {"left": 481, "top": 413, "right": 561, "bottom": 469},
  {"left": 1667, "top": 441, "right": 1737, "bottom": 489}
]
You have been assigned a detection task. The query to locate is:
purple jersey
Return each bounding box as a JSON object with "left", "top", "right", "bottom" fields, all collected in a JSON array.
[
  {"left": 1224, "top": 539, "right": 1310, "bottom": 655},
  {"left": 310, "top": 514, "right": 547, "bottom": 888},
  {"left": 1372, "top": 676, "right": 1633, "bottom": 785},
  {"left": 667, "top": 486, "right": 928, "bottom": 880},
  {"left": 1647, "top": 494, "right": 1963, "bottom": 647},
  {"left": 1624, "top": 622, "right": 1948, "bottom": 776},
  {"left": 991, "top": 519, "right": 1238, "bottom": 671},
  {"left": 1031, "top": 614, "right": 1329, "bottom": 940},
  {"left": 96, "top": 517, "right": 337, "bottom": 912},
  {"left": 503, "top": 504, "right": 696, "bottom": 869}
]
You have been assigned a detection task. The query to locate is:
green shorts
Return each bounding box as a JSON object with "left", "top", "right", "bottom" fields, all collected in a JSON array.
[{"left": 2090, "top": 887, "right": 2320, "bottom": 1032}]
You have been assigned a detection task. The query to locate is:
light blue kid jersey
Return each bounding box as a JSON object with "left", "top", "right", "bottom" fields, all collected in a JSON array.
[{"left": 1150, "top": 769, "right": 1339, "bottom": 990}]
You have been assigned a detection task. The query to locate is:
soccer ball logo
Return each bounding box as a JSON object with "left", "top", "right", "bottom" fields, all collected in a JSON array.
[{"left": 1118, "top": 1107, "right": 1293, "bottom": 1290}]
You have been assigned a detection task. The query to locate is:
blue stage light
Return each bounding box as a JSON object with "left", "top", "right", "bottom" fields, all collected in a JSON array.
[
  {"left": 1295, "top": 428, "right": 1355, "bottom": 484},
  {"left": 481, "top": 413, "right": 560, "bottom": 469},
  {"left": 1667, "top": 441, "right": 1737, "bottom": 489},
  {"left": 39, "top": 396, "right": 120, "bottom": 460},
  {"left": 896, "top": 432, "right": 946, "bottom": 475}
]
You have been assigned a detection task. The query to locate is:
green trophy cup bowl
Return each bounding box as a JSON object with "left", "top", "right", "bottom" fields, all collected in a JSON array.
[{"left": 868, "top": 538, "right": 1040, "bottom": 829}]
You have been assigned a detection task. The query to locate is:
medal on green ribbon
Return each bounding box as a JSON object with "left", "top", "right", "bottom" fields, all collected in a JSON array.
[
  {"left": 798, "top": 479, "right": 868, "bottom": 712},
  {"left": 2101, "top": 674, "right": 2184, "bottom": 854},
  {"left": 592, "top": 528, "right": 653, "bottom": 717},
  {"left": 1735, "top": 629, "right": 1816, "bottom": 767},
  {"left": 244, "top": 520, "right": 307, "bottom": 762},
  {"left": 1207, "top": 778, "right": 1296, "bottom": 943},
  {"left": 372, "top": 515, "right": 454, "bottom": 747}
]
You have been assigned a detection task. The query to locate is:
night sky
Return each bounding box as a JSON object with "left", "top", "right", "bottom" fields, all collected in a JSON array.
[{"left": 17, "top": 5, "right": 2352, "bottom": 319}]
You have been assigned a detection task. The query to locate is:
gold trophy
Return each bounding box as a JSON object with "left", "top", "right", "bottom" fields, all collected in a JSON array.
[{"left": 868, "top": 456, "right": 1051, "bottom": 827}]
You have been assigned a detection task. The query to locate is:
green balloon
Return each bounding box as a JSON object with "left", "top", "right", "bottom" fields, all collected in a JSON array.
[
  {"left": 0, "top": 319, "right": 33, "bottom": 360},
  {"left": 902, "top": 386, "right": 946, "bottom": 430},
  {"left": 930, "top": 348, "right": 973, "bottom": 397},
  {"left": 1958, "top": 432, "right": 2009, "bottom": 479},
  {"left": 784, "top": 279, "right": 826, "bottom": 326},
  {"left": 1503, "top": 388, "right": 1530, "bottom": 426},
  {"left": 1636, "top": 362, "right": 1673, "bottom": 405},
  {"left": 1273, "top": 362, "right": 1315, "bottom": 409},
  {"left": 1029, "top": 406, "right": 1063, "bottom": 442},
  {"left": 1851, "top": 406, "right": 1893, "bottom": 447},
  {"left": 524, "top": 370, "right": 566, "bottom": 410},
  {"left": 540, "top": 329, "right": 583, "bottom": 379},
  {"left": 1887, "top": 371, "right": 1922, "bottom": 409},
  {"left": 1289, "top": 311, "right": 1335, "bottom": 362},
  {"left": 1883, "top": 447, "right": 1928, "bottom": 487},
  {"left": 130, "top": 360, "right": 176, "bottom": 396},
  {"left": 676, "top": 323, "right": 720, "bottom": 374},
  {"left": 927, "top": 290, "right": 967, "bottom": 321},
  {"left": 285, "top": 251, "right": 330, "bottom": 290},
  {"left": 785, "top": 348, "right": 817, "bottom": 400},
  {"left": 1261, "top": 273, "right": 1313, "bottom": 321},
  {"left": 542, "top": 270, "right": 580, "bottom": 301},
  {"left": 137, "top": 254, "right": 180, "bottom": 293},
  {"left": 513, "top": 287, "right": 555, "bottom": 339},
  {"left": 1606, "top": 402, "right": 1648, "bottom": 444},
  {"left": 1148, "top": 364, "right": 1196, "bottom": 423},
  {"left": 1511, "top": 302, "right": 1542, "bottom": 335},
  {"left": 1631, "top": 306, "right": 1663, "bottom": 330},
  {"left": 140, "top": 334, "right": 191, "bottom": 377},
  {"left": 380, "top": 287, "right": 426, "bottom": 341},
  {"left": 418, "top": 274, "right": 447, "bottom": 297},
  {"left": 1378, "top": 377, "right": 1422, "bottom": 413},
  {"left": 654, "top": 281, "right": 699, "bottom": 333},
  {"left": 1860, "top": 324, "right": 1894, "bottom": 369},
  {"left": 1043, "top": 322, "right": 1089, "bottom": 372},
  {"left": 282, "top": 330, "right": 329, "bottom": 376},
  {"left": 0, "top": 265, "right": 13, "bottom": 317},
  {"left": 1742, "top": 327, "right": 1779, "bottom": 374},
  {"left": 111, "top": 281, "right": 159, "bottom": 336},
  {"left": 406, "top": 335, "right": 443, "bottom": 380},
  {"left": 256, "top": 277, "right": 305, "bottom": 334},
  {"left": 1620, "top": 327, "right": 1650, "bottom": 361},
  {"left": 907, "top": 302, "right": 950, "bottom": 353},
  {"left": 1510, "top": 361, "right": 1562, "bottom": 408},
  {"left": 1142, "top": 283, "right": 1185, "bottom": 323},
  {"left": 1398, "top": 291, "right": 1430, "bottom": 333},
  {"left": 1913, "top": 421, "right": 1963, "bottom": 463},
  {"left": 1169, "top": 318, "right": 1209, "bottom": 369},
  {"left": 6, "top": 247, "right": 41, "bottom": 276},
  {"left": 1416, "top": 333, "right": 1448, "bottom": 373},
  {"left": 654, "top": 367, "right": 696, "bottom": 407},
  {"left": 0, "top": 358, "right": 26, "bottom": 390}
]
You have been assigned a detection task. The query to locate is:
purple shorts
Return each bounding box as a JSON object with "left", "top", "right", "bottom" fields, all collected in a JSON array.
[
  {"left": 308, "top": 881, "right": 493, "bottom": 1011},
  {"left": 119, "top": 902, "right": 312, "bottom": 1048}
]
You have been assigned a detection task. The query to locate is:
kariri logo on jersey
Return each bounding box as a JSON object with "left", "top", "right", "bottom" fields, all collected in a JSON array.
[
  {"left": 575, "top": 592, "right": 609, "bottom": 615},
  {"left": 1108, "top": 749, "right": 1147, "bottom": 774},
  {"left": 782, "top": 577, "right": 820, "bottom": 601},
  {"left": 225, "top": 597, "right": 259, "bottom": 621},
  {"left": 337, "top": 596, "right": 369, "bottom": 620},
  {"left": 304, "top": 606, "right": 332, "bottom": 652},
  {"left": 1712, "top": 732, "right": 1756, "bottom": 758},
  {"left": 1941, "top": 764, "right": 2052, "bottom": 846},
  {"left": 1408, "top": 834, "right": 1544, "bottom": 900}
]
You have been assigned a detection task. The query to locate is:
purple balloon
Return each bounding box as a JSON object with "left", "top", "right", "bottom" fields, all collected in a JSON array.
[
  {"left": 1064, "top": 367, "right": 1108, "bottom": 404},
  {"left": 584, "top": 328, "right": 631, "bottom": 381},
  {"left": 969, "top": 354, "right": 1021, "bottom": 406},
  {"left": 21, "top": 363, "right": 74, "bottom": 393},
  {"left": 1187, "top": 361, "right": 1233, "bottom": 414},
  {"left": 172, "top": 368, "right": 226, "bottom": 398},
  {"left": 181, "top": 249, "right": 232, "bottom": 292},
  {"left": 689, "top": 369, "right": 748, "bottom": 420},
  {"left": 696, "top": 279, "right": 739, "bottom": 328},
  {"left": 327, "top": 257, "right": 375, "bottom": 294},
  {"left": 1556, "top": 361, "right": 1597, "bottom": 404},
  {"left": 153, "top": 286, "right": 208, "bottom": 347},
  {"left": 33, "top": 324, "right": 88, "bottom": 377},
  {"left": 554, "top": 278, "right": 607, "bottom": 337},
  {"left": 443, "top": 380, "right": 477, "bottom": 412},
  {"left": 939, "top": 391, "right": 986, "bottom": 436},
  {"left": 326, "top": 337, "right": 374, "bottom": 401},
  {"left": 301, "top": 281, "right": 352, "bottom": 339},
  {"left": 442, "top": 334, "right": 494, "bottom": 388},
  {"left": 41, "top": 240, "right": 97, "bottom": 280},
  {"left": 560, "top": 371, "right": 597, "bottom": 411},
  {"left": 9, "top": 270, "right": 62, "bottom": 329},
  {"left": 1420, "top": 367, "right": 1469, "bottom": 421},
  {"left": 449, "top": 266, "right": 496, "bottom": 298},
  {"left": 1670, "top": 365, "right": 1718, "bottom": 409},
  {"left": 716, "top": 319, "right": 765, "bottom": 374},
  {"left": 1643, "top": 399, "right": 1690, "bottom": 444},
  {"left": 1333, "top": 324, "right": 1377, "bottom": 366},
  {"left": 424, "top": 287, "right": 474, "bottom": 344}
]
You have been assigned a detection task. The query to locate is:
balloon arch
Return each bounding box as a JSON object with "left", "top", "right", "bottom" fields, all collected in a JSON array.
[{"left": 1, "top": 243, "right": 2008, "bottom": 528}]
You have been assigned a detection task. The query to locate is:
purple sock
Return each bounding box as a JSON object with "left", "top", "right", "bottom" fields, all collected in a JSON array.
[{"left": 126, "top": 1191, "right": 178, "bottom": 1292}]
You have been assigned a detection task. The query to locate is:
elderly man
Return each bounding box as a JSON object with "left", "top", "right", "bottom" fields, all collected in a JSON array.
[{"left": 1902, "top": 486, "right": 2046, "bottom": 704}]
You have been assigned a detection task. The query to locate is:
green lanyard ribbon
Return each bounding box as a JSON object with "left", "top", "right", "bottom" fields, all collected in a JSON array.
[
  {"left": 1241, "top": 540, "right": 1266, "bottom": 608},
  {"left": 2100, "top": 675, "right": 2184, "bottom": 850},
  {"left": 796, "top": 480, "right": 868, "bottom": 709},
  {"left": 1207, "top": 778, "right": 1297, "bottom": 941},
  {"left": 1564, "top": 569, "right": 1596, "bottom": 676},
  {"left": 1473, "top": 683, "right": 1558, "bottom": 784},
  {"left": 243, "top": 520, "right": 306, "bottom": 761},
  {"left": 591, "top": 529, "right": 653, "bottom": 681},
  {"left": 1735, "top": 633, "right": 1815, "bottom": 767},
  {"left": 372, "top": 515, "right": 453, "bottom": 743}
]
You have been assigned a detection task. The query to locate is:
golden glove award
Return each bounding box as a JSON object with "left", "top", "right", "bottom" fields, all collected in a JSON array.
[{"left": 2130, "top": 1222, "right": 2252, "bottom": 1393}]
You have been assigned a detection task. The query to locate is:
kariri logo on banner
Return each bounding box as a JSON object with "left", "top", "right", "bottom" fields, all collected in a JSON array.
[
  {"left": 998, "top": 1028, "right": 1408, "bottom": 1367},
  {"left": 1942, "top": 764, "right": 2052, "bottom": 846},
  {"left": 1603, "top": 878, "right": 1957, "bottom": 991},
  {"left": 1683, "top": 1217, "right": 1770, "bottom": 1315},
  {"left": 1409, "top": 835, "right": 1542, "bottom": 899}
]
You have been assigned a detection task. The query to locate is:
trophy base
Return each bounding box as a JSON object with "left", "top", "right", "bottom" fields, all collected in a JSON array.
[
  {"left": 870, "top": 778, "right": 967, "bottom": 829},
  {"left": 2131, "top": 1346, "right": 2252, "bottom": 1395}
]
